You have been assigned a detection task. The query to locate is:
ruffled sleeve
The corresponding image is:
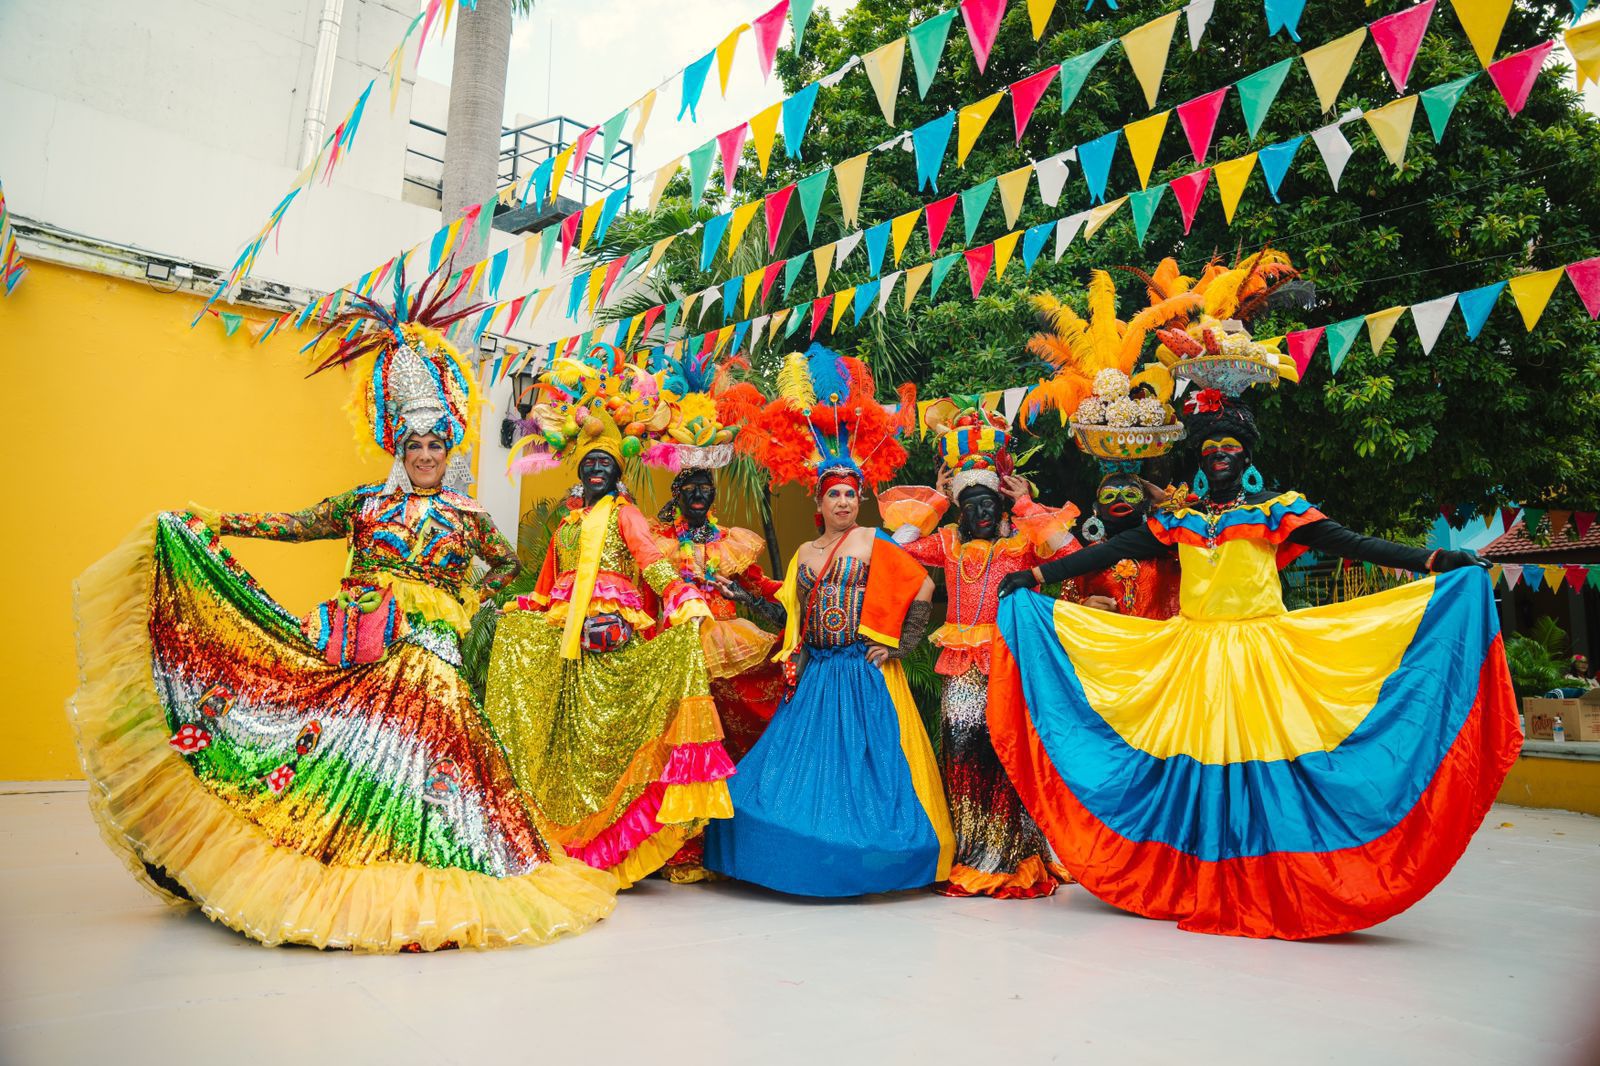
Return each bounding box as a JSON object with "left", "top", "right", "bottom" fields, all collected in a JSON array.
[
  {"left": 1009, "top": 498, "right": 1082, "bottom": 564},
  {"left": 1147, "top": 491, "right": 1325, "bottom": 568}
]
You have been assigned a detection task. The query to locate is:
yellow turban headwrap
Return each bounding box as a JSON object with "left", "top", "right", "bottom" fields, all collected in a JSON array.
[{"left": 574, "top": 408, "right": 624, "bottom": 465}]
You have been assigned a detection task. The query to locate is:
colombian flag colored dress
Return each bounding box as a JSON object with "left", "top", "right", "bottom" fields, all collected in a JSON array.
[{"left": 991, "top": 492, "right": 1522, "bottom": 939}]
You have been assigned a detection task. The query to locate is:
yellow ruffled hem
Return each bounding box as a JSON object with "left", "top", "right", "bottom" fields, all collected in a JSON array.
[
  {"left": 701, "top": 618, "right": 779, "bottom": 680},
  {"left": 610, "top": 823, "right": 697, "bottom": 889},
  {"left": 929, "top": 622, "right": 999, "bottom": 650},
  {"left": 659, "top": 780, "right": 734, "bottom": 824},
  {"left": 365, "top": 572, "right": 480, "bottom": 636},
  {"left": 67, "top": 513, "right": 618, "bottom": 952}
]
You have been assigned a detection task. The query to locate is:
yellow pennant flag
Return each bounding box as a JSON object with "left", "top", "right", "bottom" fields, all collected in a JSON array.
[
  {"left": 996, "top": 164, "right": 1035, "bottom": 228},
  {"left": 813, "top": 243, "right": 835, "bottom": 295},
  {"left": 1364, "top": 96, "right": 1418, "bottom": 169},
  {"left": 1083, "top": 196, "right": 1128, "bottom": 239},
  {"left": 1543, "top": 564, "right": 1567, "bottom": 589},
  {"left": 863, "top": 37, "right": 907, "bottom": 125},
  {"left": 682, "top": 291, "right": 700, "bottom": 323},
  {"left": 727, "top": 200, "right": 763, "bottom": 253},
  {"left": 1508, "top": 268, "right": 1565, "bottom": 330},
  {"left": 957, "top": 92, "right": 1005, "bottom": 166},
  {"left": 902, "top": 261, "right": 934, "bottom": 310},
  {"left": 833, "top": 287, "right": 856, "bottom": 332},
  {"left": 1121, "top": 10, "right": 1181, "bottom": 109},
  {"left": 1027, "top": 0, "right": 1058, "bottom": 39},
  {"left": 519, "top": 235, "right": 541, "bottom": 283},
  {"left": 465, "top": 261, "right": 488, "bottom": 298},
  {"left": 716, "top": 25, "right": 748, "bottom": 96},
  {"left": 527, "top": 286, "right": 555, "bottom": 325},
  {"left": 439, "top": 218, "right": 466, "bottom": 261},
  {"left": 633, "top": 90, "right": 658, "bottom": 146},
  {"left": 891, "top": 208, "right": 923, "bottom": 265},
  {"left": 649, "top": 158, "right": 682, "bottom": 212},
  {"left": 626, "top": 314, "right": 644, "bottom": 350},
  {"left": 578, "top": 198, "right": 606, "bottom": 249},
  {"left": 714, "top": 324, "right": 736, "bottom": 354},
  {"left": 1123, "top": 110, "right": 1170, "bottom": 190},
  {"left": 1570, "top": 20, "right": 1600, "bottom": 90},
  {"left": 834, "top": 154, "right": 870, "bottom": 229},
  {"left": 549, "top": 145, "right": 575, "bottom": 202},
  {"left": 993, "top": 230, "right": 1023, "bottom": 279},
  {"left": 769, "top": 308, "right": 791, "bottom": 339},
  {"left": 1214, "top": 153, "right": 1258, "bottom": 224},
  {"left": 644, "top": 236, "right": 676, "bottom": 278},
  {"left": 585, "top": 266, "right": 607, "bottom": 312},
  {"left": 749, "top": 102, "right": 783, "bottom": 177},
  {"left": 497, "top": 184, "right": 519, "bottom": 206},
  {"left": 742, "top": 269, "right": 764, "bottom": 316},
  {"left": 1301, "top": 27, "right": 1367, "bottom": 113},
  {"left": 1365, "top": 305, "right": 1406, "bottom": 355},
  {"left": 1449, "top": 0, "right": 1513, "bottom": 66}
]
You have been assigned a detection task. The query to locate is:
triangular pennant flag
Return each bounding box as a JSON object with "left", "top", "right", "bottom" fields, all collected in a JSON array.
[
  {"left": 961, "top": 178, "right": 997, "bottom": 242},
  {"left": 1214, "top": 153, "right": 1258, "bottom": 224},
  {"left": 1059, "top": 41, "right": 1114, "bottom": 113},
  {"left": 217, "top": 312, "right": 244, "bottom": 337},
  {"left": 599, "top": 109, "right": 630, "bottom": 174},
  {"left": 1035, "top": 150, "right": 1073, "bottom": 206},
  {"left": 1021, "top": 221, "right": 1053, "bottom": 271},
  {"left": 1286, "top": 327, "right": 1324, "bottom": 376},
  {"left": 1129, "top": 183, "right": 1168, "bottom": 244},
  {"left": 1565, "top": 257, "right": 1600, "bottom": 319},
  {"left": 1301, "top": 27, "right": 1366, "bottom": 113},
  {"left": 925, "top": 194, "right": 958, "bottom": 254},
  {"left": 913, "top": 111, "right": 957, "bottom": 191},
  {"left": 1121, "top": 11, "right": 1182, "bottom": 109},
  {"left": 864, "top": 38, "right": 907, "bottom": 125},
  {"left": 1523, "top": 506, "right": 1547, "bottom": 537},
  {"left": 749, "top": 102, "right": 783, "bottom": 176},
  {"left": 891, "top": 209, "right": 923, "bottom": 265},
  {"left": 752, "top": 0, "right": 789, "bottom": 80},
  {"left": 1458, "top": 280, "right": 1506, "bottom": 340},
  {"left": 903, "top": 262, "right": 934, "bottom": 308},
  {"left": 767, "top": 308, "right": 790, "bottom": 341},
  {"left": 1508, "top": 268, "right": 1564, "bottom": 330},
  {"left": 686, "top": 141, "right": 717, "bottom": 208},
  {"left": 957, "top": 92, "right": 1005, "bottom": 166},
  {"left": 594, "top": 188, "right": 626, "bottom": 246},
  {"left": 813, "top": 243, "right": 835, "bottom": 294},
  {"left": 879, "top": 271, "right": 902, "bottom": 314},
  {"left": 909, "top": 9, "right": 960, "bottom": 98},
  {"left": 853, "top": 280, "right": 880, "bottom": 324},
  {"left": 1011, "top": 65, "right": 1060, "bottom": 143},
  {"left": 834, "top": 153, "right": 870, "bottom": 228},
  {"left": 1176, "top": 87, "right": 1228, "bottom": 163},
  {"left": 791, "top": 0, "right": 817, "bottom": 53},
  {"left": 993, "top": 230, "right": 1022, "bottom": 279},
  {"left": 662, "top": 299, "right": 683, "bottom": 338},
  {"left": 832, "top": 287, "right": 855, "bottom": 332},
  {"left": 1187, "top": 0, "right": 1216, "bottom": 49},
  {"left": 549, "top": 144, "right": 576, "bottom": 202},
  {"left": 1420, "top": 74, "right": 1476, "bottom": 141},
  {"left": 783, "top": 253, "right": 808, "bottom": 301},
  {"left": 1082, "top": 198, "right": 1126, "bottom": 240},
  {"left": 639, "top": 304, "right": 666, "bottom": 344},
  {"left": 1257, "top": 136, "right": 1304, "bottom": 202},
  {"left": 633, "top": 89, "right": 659, "bottom": 148},
  {"left": 1078, "top": 129, "right": 1120, "bottom": 204},
  {"left": 585, "top": 267, "right": 607, "bottom": 313},
  {"left": 679, "top": 50, "right": 715, "bottom": 120},
  {"left": 1237, "top": 58, "right": 1295, "bottom": 139},
  {"left": 1123, "top": 110, "right": 1171, "bottom": 189},
  {"left": 1311, "top": 121, "right": 1354, "bottom": 190},
  {"left": 743, "top": 269, "right": 764, "bottom": 316},
  {"left": 1502, "top": 563, "right": 1523, "bottom": 589},
  {"left": 864, "top": 220, "right": 892, "bottom": 277},
  {"left": 766, "top": 184, "right": 797, "bottom": 255},
  {"left": 721, "top": 276, "right": 742, "bottom": 321},
  {"left": 1499, "top": 506, "right": 1521, "bottom": 534},
  {"left": 1365, "top": 305, "right": 1407, "bottom": 355},
  {"left": 571, "top": 124, "right": 600, "bottom": 174},
  {"left": 996, "top": 164, "right": 1034, "bottom": 228},
  {"left": 1538, "top": 565, "right": 1563, "bottom": 591},
  {"left": 727, "top": 199, "right": 763, "bottom": 254},
  {"left": 785, "top": 305, "right": 807, "bottom": 338},
  {"left": 717, "top": 125, "right": 749, "bottom": 195},
  {"left": 1486, "top": 41, "right": 1552, "bottom": 117},
  {"left": 1027, "top": 0, "right": 1057, "bottom": 39},
  {"left": 1409, "top": 292, "right": 1457, "bottom": 354},
  {"left": 1576, "top": 511, "right": 1597, "bottom": 538},
  {"left": 1572, "top": 19, "right": 1600, "bottom": 90},
  {"left": 649, "top": 156, "right": 682, "bottom": 211},
  {"left": 1449, "top": 0, "right": 1513, "bottom": 67},
  {"left": 1370, "top": 0, "right": 1435, "bottom": 94},
  {"left": 1566, "top": 565, "right": 1588, "bottom": 593},
  {"left": 599, "top": 257, "right": 629, "bottom": 306},
  {"left": 1326, "top": 315, "right": 1365, "bottom": 373},
  {"left": 700, "top": 213, "right": 733, "bottom": 270},
  {"left": 558, "top": 212, "right": 580, "bottom": 265},
  {"left": 966, "top": 244, "right": 996, "bottom": 298},
  {"left": 1549, "top": 511, "right": 1572, "bottom": 540},
  {"left": 782, "top": 82, "right": 821, "bottom": 159},
  {"left": 1170, "top": 167, "right": 1211, "bottom": 233},
  {"left": 1364, "top": 95, "right": 1419, "bottom": 169},
  {"left": 644, "top": 236, "right": 676, "bottom": 278},
  {"left": 715, "top": 25, "right": 747, "bottom": 97},
  {"left": 795, "top": 168, "right": 830, "bottom": 237},
  {"left": 930, "top": 253, "right": 961, "bottom": 299},
  {"left": 960, "top": 0, "right": 1008, "bottom": 74},
  {"left": 1265, "top": 0, "right": 1307, "bottom": 41},
  {"left": 836, "top": 231, "right": 863, "bottom": 268}
]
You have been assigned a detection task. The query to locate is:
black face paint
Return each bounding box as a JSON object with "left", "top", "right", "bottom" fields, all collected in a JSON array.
[
  {"left": 674, "top": 472, "right": 717, "bottom": 527},
  {"left": 1094, "top": 473, "right": 1149, "bottom": 537},
  {"left": 1198, "top": 437, "right": 1249, "bottom": 500},
  {"left": 957, "top": 486, "right": 1004, "bottom": 542},
  {"left": 577, "top": 452, "right": 622, "bottom": 505}
]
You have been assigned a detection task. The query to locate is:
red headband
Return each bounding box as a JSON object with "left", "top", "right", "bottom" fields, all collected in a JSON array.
[{"left": 817, "top": 470, "right": 862, "bottom": 496}]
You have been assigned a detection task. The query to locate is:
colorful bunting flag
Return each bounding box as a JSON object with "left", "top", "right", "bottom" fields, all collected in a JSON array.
[
  {"left": 891, "top": 209, "right": 922, "bottom": 265},
  {"left": 715, "top": 25, "right": 747, "bottom": 97},
  {"left": 1419, "top": 74, "right": 1476, "bottom": 141},
  {"left": 914, "top": 112, "right": 957, "bottom": 190},
  {"left": 1214, "top": 153, "right": 1257, "bottom": 223},
  {"left": 930, "top": 253, "right": 961, "bottom": 299},
  {"left": 993, "top": 230, "right": 1022, "bottom": 279},
  {"left": 1370, "top": 0, "right": 1435, "bottom": 94},
  {"left": 1409, "top": 292, "right": 1457, "bottom": 353},
  {"left": 960, "top": 0, "right": 1008, "bottom": 74},
  {"left": 1237, "top": 58, "right": 1295, "bottom": 139},
  {"left": 1302, "top": 27, "right": 1367, "bottom": 113},
  {"left": 1264, "top": 0, "right": 1307, "bottom": 42},
  {"left": 1129, "top": 183, "right": 1168, "bottom": 243},
  {"left": 1022, "top": 221, "right": 1054, "bottom": 270},
  {"left": 903, "top": 261, "right": 934, "bottom": 308},
  {"left": 1124, "top": 110, "right": 1171, "bottom": 189},
  {"left": 965, "top": 244, "right": 995, "bottom": 298},
  {"left": 864, "top": 221, "right": 892, "bottom": 277},
  {"left": 864, "top": 38, "right": 909, "bottom": 125},
  {"left": 1326, "top": 315, "right": 1365, "bottom": 372},
  {"left": 1011, "top": 65, "right": 1060, "bottom": 142},
  {"left": 784, "top": 253, "right": 808, "bottom": 300},
  {"left": 783, "top": 82, "right": 821, "bottom": 159},
  {"left": 962, "top": 178, "right": 998, "bottom": 241},
  {"left": 1187, "top": 0, "right": 1216, "bottom": 50},
  {"left": 700, "top": 213, "right": 733, "bottom": 270},
  {"left": 1027, "top": 0, "right": 1057, "bottom": 39},
  {"left": 1176, "top": 87, "right": 1228, "bottom": 163},
  {"left": 909, "top": 9, "right": 961, "bottom": 98},
  {"left": 958, "top": 92, "right": 1005, "bottom": 166},
  {"left": 766, "top": 184, "right": 796, "bottom": 254},
  {"left": 752, "top": 1, "right": 789, "bottom": 81},
  {"left": 925, "top": 194, "right": 958, "bottom": 253},
  {"left": 791, "top": 0, "right": 817, "bottom": 53},
  {"left": 1121, "top": 11, "right": 1182, "bottom": 109},
  {"left": 812, "top": 243, "right": 834, "bottom": 294},
  {"left": 750, "top": 103, "right": 783, "bottom": 176},
  {"left": 1365, "top": 95, "right": 1419, "bottom": 168},
  {"left": 834, "top": 153, "right": 869, "bottom": 228},
  {"left": 1365, "top": 305, "right": 1407, "bottom": 355},
  {"left": 1060, "top": 41, "right": 1115, "bottom": 113},
  {"left": 1078, "top": 129, "right": 1121, "bottom": 204},
  {"left": 717, "top": 124, "right": 749, "bottom": 195},
  {"left": 1507, "top": 268, "right": 1564, "bottom": 330},
  {"left": 686, "top": 141, "right": 717, "bottom": 208},
  {"left": 680, "top": 50, "right": 716, "bottom": 121},
  {"left": 1311, "top": 121, "right": 1354, "bottom": 190},
  {"left": 1570, "top": 20, "right": 1600, "bottom": 90},
  {"left": 1458, "top": 280, "right": 1506, "bottom": 340},
  {"left": 1035, "top": 150, "right": 1074, "bottom": 206},
  {"left": 1170, "top": 167, "right": 1211, "bottom": 233},
  {"left": 796, "top": 168, "right": 830, "bottom": 237},
  {"left": 1257, "top": 136, "right": 1304, "bottom": 201},
  {"left": 1566, "top": 257, "right": 1600, "bottom": 319},
  {"left": 1082, "top": 196, "right": 1127, "bottom": 240},
  {"left": 1286, "top": 327, "right": 1324, "bottom": 376},
  {"left": 727, "top": 200, "right": 762, "bottom": 254},
  {"left": 1485, "top": 41, "right": 1552, "bottom": 116},
  {"left": 1450, "top": 0, "right": 1513, "bottom": 66},
  {"left": 996, "top": 164, "right": 1034, "bottom": 227}
]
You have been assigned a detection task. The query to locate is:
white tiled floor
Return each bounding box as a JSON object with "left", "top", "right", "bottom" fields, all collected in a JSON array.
[{"left": 2, "top": 783, "right": 1597, "bottom": 1065}]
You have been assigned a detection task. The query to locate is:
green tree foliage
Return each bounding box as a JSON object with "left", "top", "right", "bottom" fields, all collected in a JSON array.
[{"left": 601, "top": 0, "right": 1600, "bottom": 533}]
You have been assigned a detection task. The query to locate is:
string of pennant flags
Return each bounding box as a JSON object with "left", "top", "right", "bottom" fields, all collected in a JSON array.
[{"left": 0, "top": 178, "right": 26, "bottom": 296}]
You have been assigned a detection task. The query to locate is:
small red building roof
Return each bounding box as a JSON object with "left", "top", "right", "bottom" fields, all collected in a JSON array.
[{"left": 1482, "top": 519, "right": 1600, "bottom": 564}]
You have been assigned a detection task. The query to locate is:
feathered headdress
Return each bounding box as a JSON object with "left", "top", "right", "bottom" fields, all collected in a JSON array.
[
  {"left": 737, "top": 342, "right": 916, "bottom": 493},
  {"left": 1120, "top": 249, "right": 1299, "bottom": 325},
  {"left": 308, "top": 256, "right": 490, "bottom": 494}
]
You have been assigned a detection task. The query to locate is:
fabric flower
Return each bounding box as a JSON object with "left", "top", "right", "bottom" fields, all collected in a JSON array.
[
  {"left": 1183, "top": 389, "right": 1225, "bottom": 415},
  {"left": 169, "top": 724, "right": 212, "bottom": 755}
]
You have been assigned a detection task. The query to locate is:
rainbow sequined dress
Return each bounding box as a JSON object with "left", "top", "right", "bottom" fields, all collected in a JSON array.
[
  {"left": 66, "top": 491, "right": 617, "bottom": 952},
  {"left": 483, "top": 496, "right": 733, "bottom": 887},
  {"left": 991, "top": 492, "right": 1522, "bottom": 938}
]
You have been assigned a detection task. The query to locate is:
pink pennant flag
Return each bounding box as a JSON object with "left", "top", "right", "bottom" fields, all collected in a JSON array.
[
  {"left": 1286, "top": 326, "right": 1324, "bottom": 377},
  {"left": 1567, "top": 565, "right": 1589, "bottom": 593},
  {"left": 640, "top": 303, "right": 666, "bottom": 342},
  {"left": 752, "top": 0, "right": 790, "bottom": 81},
  {"left": 1369, "top": 0, "right": 1435, "bottom": 94},
  {"left": 559, "top": 211, "right": 581, "bottom": 264},
  {"left": 717, "top": 125, "right": 750, "bottom": 195},
  {"left": 925, "top": 194, "right": 958, "bottom": 254},
  {"left": 418, "top": 0, "right": 443, "bottom": 62},
  {"left": 766, "top": 183, "right": 797, "bottom": 254},
  {"left": 700, "top": 331, "right": 719, "bottom": 357},
  {"left": 960, "top": 0, "right": 1008, "bottom": 74},
  {"left": 1010, "top": 65, "right": 1060, "bottom": 143},
  {"left": 572, "top": 125, "right": 601, "bottom": 172},
  {"left": 811, "top": 294, "right": 835, "bottom": 338},
  {"left": 1486, "top": 40, "right": 1553, "bottom": 117},
  {"left": 1575, "top": 510, "right": 1597, "bottom": 538},
  {"left": 1566, "top": 257, "right": 1600, "bottom": 319},
  {"left": 760, "top": 261, "right": 785, "bottom": 305},
  {"left": 507, "top": 294, "right": 529, "bottom": 328},
  {"left": 1502, "top": 563, "right": 1523, "bottom": 589},
  {"left": 599, "top": 257, "right": 629, "bottom": 306},
  {"left": 1170, "top": 167, "right": 1212, "bottom": 234},
  {"left": 1176, "top": 87, "right": 1229, "bottom": 164},
  {"left": 563, "top": 332, "right": 581, "bottom": 357},
  {"left": 965, "top": 244, "right": 995, "bottom": 298}
]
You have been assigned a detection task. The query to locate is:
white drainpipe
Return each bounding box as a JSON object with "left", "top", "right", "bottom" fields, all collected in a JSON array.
[{"left": 298, "top": 0, "right": 347, "bottom": 169}]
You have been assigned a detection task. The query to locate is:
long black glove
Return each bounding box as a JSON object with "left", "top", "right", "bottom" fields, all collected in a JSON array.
[
  {"left": 887, "top": 600, "right": 933, "bottom": 659},
  {"left": 998, "top": 569, "right": 1040, "bottom": 597},
  {"left": 1432, "top": 548, "right": 1490, "bottom": 571},
  {"left": 721, "top": 577, "right": 788, "bottom": 625}
]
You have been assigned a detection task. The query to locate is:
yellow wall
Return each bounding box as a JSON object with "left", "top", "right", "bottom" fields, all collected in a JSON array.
[
  {"left": 3, "top": 262, "right": 386, "bottom": 780},
  {"left": 1498, "top": 755, "right": 1600, "bottom": 817}
]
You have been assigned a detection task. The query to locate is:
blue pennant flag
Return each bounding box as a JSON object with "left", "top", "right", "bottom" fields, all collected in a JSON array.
[
  {"left": 1458, "top": 281, "right": 1506, "bottom": 340},
  {"left": 853, "top": 279, "right": 881, "bottom": 323},
  {"left": 488, "top": 249, "right": 509, "bottom": 297},
  {"left": 679, "top": 51, "right": 715, "bottom": 121},
  {"left": 1264, "top": 0, "right": 1305, "bottom": 41},
  {"left": 721, "top": 275, "right": 742, "bottom": 321},
  {"left": 913, "top": 111, "right": 957, "bottom": 192},
  {"left": 1021, "top": 222, "right": 1053, "bottom": 272},
  {"left": 730, "top": 319, "right": 752, "bottom": 355},
  {"left": 863, "top": 221, "right": 891, "bottom": 278},
  {"left": 1257, "top": 136, "right": 1305, "bottom": 203},
  {"left": 1078, "top": 130, "right": 1121, "bottom": 205},
  {"left": 594, "top": 188, "right": 627, "bottom": 247},
  {"left": 783, "top": 83, "right": 821, "bottom": 160},
  {"left": 700, "top": 213, "right": 732, "bottom": 270}
]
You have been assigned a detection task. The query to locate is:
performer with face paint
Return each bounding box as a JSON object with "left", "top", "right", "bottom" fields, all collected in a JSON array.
[
  {"left": 703, "top": 344, "right": 955, "bottom": 897},
  {"left": 882, "top": 403, "right": 1081, "bottom": 899},
  {"left": 995, "top": 316, "right": 1519, "bottom": 940},
  {"left": 485, "top": 346, "right": 734, "bottom": 887}
]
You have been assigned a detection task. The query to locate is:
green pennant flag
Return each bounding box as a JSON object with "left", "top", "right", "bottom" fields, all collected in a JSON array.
[
  {"left": 1129, "top": 183, "right": 1168, "bottom": 244},
  {"left": 686, "top": 140, "right": 717, "bottom": 209},
  {"left": 1325, "top": 314, "right": 1365, "bottom": 373},
  {"left": 961, "top": 178, "right": 997, "bottom": 243},
  {"left": 1059, "top": 41, "right": 1114, "bottom": 114},
  {"left": 599, "top": 108, "right": 630, "bottom": 169},
  {"left": 795, "top": 169, "right": 831, "bottom": 239},
  {"left": 1420, "top": 73, "right": 1476, "bottom": 141},
  {"left": 539, "top": 225, "right": 560, "bottom": 272},
  {"left": 908, "top": 9, "right": 960, "bottom": 99},
  {"left": 1522, "top": 507, "right": 1547, "bottom": 539},
  {"left": 785, "top": 303, "right": 807, "bottom": 338},
  {"left": 1236, "top": 58, "right": 1295, "bottom": 139},
  {"left": 784, "top": 254, "right": 808, "bottom": 301},
  {"left": 790, "top": 0, "right": 817, "bottom": 54},
  {"left": 218, "top": 312, "right": 244, "bottom": 337},
  {"left": 929, "top": 252, "right": 961, "bottom": 299},
  {"left": 661, "top": 299, "right": 682, "bottom": 339}
]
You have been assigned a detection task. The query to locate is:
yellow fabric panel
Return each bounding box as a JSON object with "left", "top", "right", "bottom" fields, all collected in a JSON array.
[
  {"left": 1049, "top": 576, "right": 1435, "bottom": 763},
  {"left": 1175, "top": 538, "right": 1288, "bottom": 620},
  {"left": 560, "top": 496, "right": 617, "bottom": 659},
  {"left": 881, "top": 661, "right": 954, "bottom": 879}
]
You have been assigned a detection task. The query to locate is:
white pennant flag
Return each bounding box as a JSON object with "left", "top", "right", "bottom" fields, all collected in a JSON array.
[
  {"left": 698, "top": 286, "right": 721, "bottom": 324},
  {"left": 878, "top": 271, "right": 902, "bottom": 315},
  {"left": 1034, "top": 150, "right": 1075, "bottom": 207},
  {"left": 1055, "top": 213, "right": 1087, "bottom": 259},
  {"left": 1002, "top": 386, "right": 1027, "bottom": 426},
  {"left": 1186, "top": 0, "right": 1216, "bottom": 50},
  {"left": 835, "top": 230, "right": 864, "bottom": 269},
  {"left": 749, "top": 314, "right": 770, "bottom": 352},
  {"left": 1311, "top": 122, "right": 1354, "bottom": 192},
  {"left": 1409, "top": 293, "right": 1457, "bottom": 354}
]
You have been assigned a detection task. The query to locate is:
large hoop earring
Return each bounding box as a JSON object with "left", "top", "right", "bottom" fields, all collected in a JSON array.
[
  {"left": 1241, "top": 464, "right": 1264, "bottom": 493},
  {"left": 1081, "top": 515, "right": 1106, "bottom": 542},
  {"left": 1192, "top": 469, "right": 1210, "bottom": 499}
]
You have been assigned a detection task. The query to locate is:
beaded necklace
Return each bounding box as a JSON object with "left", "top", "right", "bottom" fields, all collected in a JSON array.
[
  {"left": 673, "top": 511, "right": 724, "bottom": 585},
  {"left": 950, "top": 538, "right": 998, "bottom": 632}
]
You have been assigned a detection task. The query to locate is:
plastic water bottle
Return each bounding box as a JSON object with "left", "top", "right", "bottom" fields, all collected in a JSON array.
[
  {"left": 1519, "top": 713, "right": 1526, "bottom": 736},
  {"left": 1553, "top": 716, "right": 1565, "bottom": 744}
]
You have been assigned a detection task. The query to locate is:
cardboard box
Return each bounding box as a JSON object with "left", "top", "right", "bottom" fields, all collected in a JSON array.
[{"left": 1523, "top": 690, "right": 1600, "bottom": 742}]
